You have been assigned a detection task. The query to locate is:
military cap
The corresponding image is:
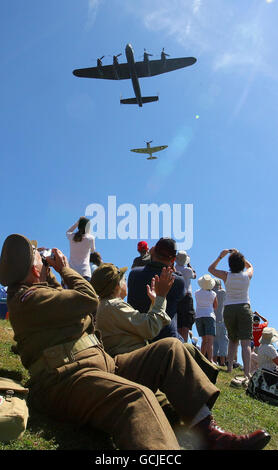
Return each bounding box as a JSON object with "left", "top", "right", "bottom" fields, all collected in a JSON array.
[
  {"left": 91, "top": 263, "right": 127, "bottom": 299},
  {"left": 0, "top": 234, "right": 36, "bottom": 286}
]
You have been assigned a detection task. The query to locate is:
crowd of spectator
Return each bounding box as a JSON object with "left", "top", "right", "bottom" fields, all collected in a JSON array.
[{"left": 0, "top": 222, "right": 277, "bottom": 450}]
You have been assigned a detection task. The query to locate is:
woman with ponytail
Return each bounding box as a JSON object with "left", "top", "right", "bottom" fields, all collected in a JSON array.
[{"left": 66, "top": 217, "right": 95, "bottom": 281}]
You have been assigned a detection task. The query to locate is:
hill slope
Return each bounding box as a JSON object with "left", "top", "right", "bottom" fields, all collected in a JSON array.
[{"left": 0, "top": 319, "right": 277, "bottom": 451}]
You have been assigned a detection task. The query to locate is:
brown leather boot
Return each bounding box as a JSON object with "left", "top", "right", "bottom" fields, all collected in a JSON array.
[{"left": 192, "top": 415, "right": 271, "bottom": 450}]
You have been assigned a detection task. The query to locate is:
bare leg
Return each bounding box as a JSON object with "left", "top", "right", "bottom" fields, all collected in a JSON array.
[
  {"left": 219, "top": 356, "right": 226, "bottom": 366},
  {"left": 201, "top": 336, "right": 207, "bottom": 357},
  {"left": 202, "top": 335, "right": 214, "bottom": 362},
  {"left": 241, "top": 339, "right": 251, "bottom": 378},
  {"left": 227, "top": 340, "right": 239, "bottom": 372}
]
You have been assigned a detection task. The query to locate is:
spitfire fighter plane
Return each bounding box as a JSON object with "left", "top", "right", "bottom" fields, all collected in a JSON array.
[
  {"left": 73, "top": 44, "right": 197, "bottom": 107},
  {"left": 130, "top": 141, "right": 168, "bottom": 160}
]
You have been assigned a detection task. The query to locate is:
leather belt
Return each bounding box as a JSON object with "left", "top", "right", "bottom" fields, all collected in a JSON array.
[{"left": 28, "top": 333, "right": 100, "bottom": 378}]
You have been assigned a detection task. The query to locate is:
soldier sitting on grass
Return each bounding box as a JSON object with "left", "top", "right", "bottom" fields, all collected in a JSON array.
[{"left": 0, "top": 233, "right": 271, "bottom": 451}]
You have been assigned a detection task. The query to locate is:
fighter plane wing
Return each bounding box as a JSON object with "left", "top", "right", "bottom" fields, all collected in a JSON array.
[
  {"left": 130, "top": 145, "right": 168, "bottom": 154},
  {"left": 130, "top": 148, "right": 150, "bottom": 154},
  {"left": 148, "top": 145, "right": 168, "bottom": 153},
  {"left": 135, "top": 57, "right": 197, "bottom": 78},
  {"left": 73, "top": 63, "right": 131, "bottom": 80}
]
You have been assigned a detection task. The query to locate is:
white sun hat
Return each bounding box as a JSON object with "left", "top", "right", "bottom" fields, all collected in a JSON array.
[
  {"left": 198, "top": 274, "right": 216, "bottom": 291},
  {"left": 259, "top": 327, "right": 278, "bottom": 344}
]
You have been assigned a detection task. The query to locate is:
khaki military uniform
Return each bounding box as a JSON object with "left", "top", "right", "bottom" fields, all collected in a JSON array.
[
  {"left": 96, "top": 295, "right": 219, "bottom": 383},
  {"left": 8, "top": 267, "right": 220, "bottom": 450},
  {"left": 96, "top": 296, "right": 170, "bottom": 356}
]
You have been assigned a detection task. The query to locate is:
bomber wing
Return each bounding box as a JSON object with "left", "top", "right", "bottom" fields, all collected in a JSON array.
[
  {"left": 134, "top": 57, "right": 197, "bottom": 78},
  {"left": 72, "top": 57, "right": 196, "bottom": 80},
  {"left": 73, "top": 63, "right": 131, "bottom": 80}
]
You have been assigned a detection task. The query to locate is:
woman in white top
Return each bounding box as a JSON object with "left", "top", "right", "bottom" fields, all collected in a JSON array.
[
  {"left": 66, "top": 217, "right": 95, "bottom": 281},
  {"left": 208, "top": 249, "right": 253, "bottom": 381},
  {"left": 194, "top": 274, "right": 218, "bottom": 363}
]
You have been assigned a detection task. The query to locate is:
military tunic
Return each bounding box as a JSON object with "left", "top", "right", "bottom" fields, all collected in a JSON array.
[
  {"left": 8, "top": 267, "right": 220, "bottom": 450},
  {"left": 96, "top": 296, "right": 170, "bottom": 356}
]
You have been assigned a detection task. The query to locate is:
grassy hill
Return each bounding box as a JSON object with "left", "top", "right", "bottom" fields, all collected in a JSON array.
[{"left": 0, "top": 318, "right": 277, "bottom": 451}]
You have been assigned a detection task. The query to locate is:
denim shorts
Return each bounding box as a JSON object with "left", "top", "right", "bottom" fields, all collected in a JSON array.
[{"left": 196, "top": 317, "right": 216, "bottom": 337}]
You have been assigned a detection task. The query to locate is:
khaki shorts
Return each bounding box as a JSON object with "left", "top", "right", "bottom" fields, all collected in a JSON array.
[{"left": 223, "top": 303, "right": 253, "bottom": 342}]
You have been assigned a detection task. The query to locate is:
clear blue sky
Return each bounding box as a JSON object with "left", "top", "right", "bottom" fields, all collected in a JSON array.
[{"left": 1, "top": 0, "right": 278, "bottom": 340}]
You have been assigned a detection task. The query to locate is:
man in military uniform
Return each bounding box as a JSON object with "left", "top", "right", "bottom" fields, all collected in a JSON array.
[{"left": 0, "top": 234, "right": 271, "bottom": 450}]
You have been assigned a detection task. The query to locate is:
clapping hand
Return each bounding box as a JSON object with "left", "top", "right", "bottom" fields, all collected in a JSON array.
[
  {"left": 146, "top": 267, "right": 175, "bottom": 302},
  {"left": 146, "top": 276, "right": 157, "bottom": 304}
]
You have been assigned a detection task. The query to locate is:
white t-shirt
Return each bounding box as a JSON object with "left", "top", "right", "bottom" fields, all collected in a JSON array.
[
  {"left": 257, "top": 344, "right": 278, "bottom": 372},
  {"left": 66, "top": 232, "right": 95, "bottom": 278},
  {"left": 194, "top": 289, "right": 216, "bottom": 319},
  {"left": 175, "top": 264, "right": 195, "bottom": 294},
  {"left": 224, "top": 271, "right": 250, "bottom": 305}
]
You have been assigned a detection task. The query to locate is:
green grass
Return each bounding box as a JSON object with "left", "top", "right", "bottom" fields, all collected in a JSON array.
[{"left": 0, "top": 319, "right": 277, "bottom": 450}]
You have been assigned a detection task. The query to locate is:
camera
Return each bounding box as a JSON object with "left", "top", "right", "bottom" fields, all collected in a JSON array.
[{"left": 40, "top": 249, "right": 55, "bottom": 266}]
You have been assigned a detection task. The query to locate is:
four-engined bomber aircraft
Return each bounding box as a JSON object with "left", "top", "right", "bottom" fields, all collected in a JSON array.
[
  {"left": 73, "top": 44, "right": 197, "bottom": 107},
  {"left": 130, "top": 141, "right": 168, "bottom": 160}
]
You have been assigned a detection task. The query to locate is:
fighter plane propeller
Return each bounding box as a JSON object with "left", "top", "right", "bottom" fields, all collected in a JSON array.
[
  {"left": 73, "top": 44, "right": 197, "bottom": 107},
  {"left": 130, "top": 141, "right": 168, "bottom": 160}
]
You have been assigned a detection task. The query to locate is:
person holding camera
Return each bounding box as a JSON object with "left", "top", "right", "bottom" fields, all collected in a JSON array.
[
  {"left": 208, "top": 249, "right": 254, "bottom": 385},
  {"left": 175, "top": 251, "right": 196, "bottom": 343},
  {"left": 66, "top": 217, "right": 95, "bottom": 281},
  {"left": 252, "top": 312, "right": 269, "bottom": 353},
  {"left": 0, "top": 234, "right": 271, "bottom": 450}
]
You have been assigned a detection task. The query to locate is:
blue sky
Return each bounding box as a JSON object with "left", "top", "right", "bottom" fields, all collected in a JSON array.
[{"left": 1, "top": 0, "right": 278, "bottom": 339}]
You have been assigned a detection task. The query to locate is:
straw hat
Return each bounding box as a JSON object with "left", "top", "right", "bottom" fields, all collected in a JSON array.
[
  {"left": 259, "top": 327, "right": 278, "bottom": 344},
  {"left": 198, "top": 274, "right": 215, "bottom": 290}
]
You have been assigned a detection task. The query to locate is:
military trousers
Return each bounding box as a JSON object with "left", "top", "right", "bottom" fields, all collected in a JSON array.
[{"left": 29, "top": 337, "right": 219, "bottom": 450}]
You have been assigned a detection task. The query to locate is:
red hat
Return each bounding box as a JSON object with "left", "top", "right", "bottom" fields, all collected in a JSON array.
[{"left": 137, "top": 241, "right": 149, "bottom": 252}]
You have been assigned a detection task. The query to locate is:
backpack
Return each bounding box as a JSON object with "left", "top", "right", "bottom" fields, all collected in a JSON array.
[
  {"left": 0, "top": 287, "right": 8, "bottom": 319},
  {"left": 246, "top": 368, "right": 278, "bottom": 406},
  {"left": 0, "top": 377, "right": 29, "bottom": 442}
]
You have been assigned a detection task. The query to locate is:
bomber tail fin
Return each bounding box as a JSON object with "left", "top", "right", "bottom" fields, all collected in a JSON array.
[
  {"left": 120, "top": 96, "right": 159, "bottom": 105},
  {"left": 141, "top": 96, "right": 159, "bottom": 104},
  {"left": 120, "top": 97, "right": 138, "bottom": 105}
]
